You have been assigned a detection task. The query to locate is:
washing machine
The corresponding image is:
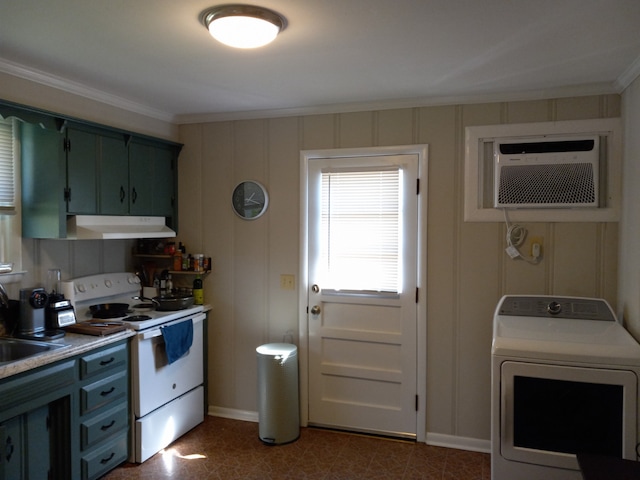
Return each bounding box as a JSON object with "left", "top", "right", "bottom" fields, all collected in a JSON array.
[{"left": 491, "top": 295, "right": 640, "bottom": 480}]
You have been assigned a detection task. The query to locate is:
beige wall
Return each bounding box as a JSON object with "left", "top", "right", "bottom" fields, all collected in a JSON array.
[
  {"left": 620, "top": 77, "right": 640, "bottom": 339},
  {"left": 179, "top": 94, "right": 621, "bottom": 442}
]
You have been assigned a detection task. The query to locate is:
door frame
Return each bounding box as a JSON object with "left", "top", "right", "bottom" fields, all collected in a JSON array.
[{"left": 298, "top": 144, "right": 428, "bottom": 442}]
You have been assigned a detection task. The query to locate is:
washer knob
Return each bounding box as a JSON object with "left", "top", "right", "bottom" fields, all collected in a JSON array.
[
  {"left": 105, "top": 280, "right": 112, "bottom": 288},
  {"left": 547, "top": 301, "right": 562, "bottom": 315}
]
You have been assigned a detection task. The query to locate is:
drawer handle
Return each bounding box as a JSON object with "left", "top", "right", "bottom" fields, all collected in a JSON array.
[
  {"left": 100, "top": 420, "right": 116, "bottom": 431},
  {"left": 99, "top": 357, "right": 115, "bottom": 366},
  {"left": 100, "top": 452, "right": 115, "bottom": 465},
  {"left": 100, "top": 386, "right": 116, "bottom": 397}
]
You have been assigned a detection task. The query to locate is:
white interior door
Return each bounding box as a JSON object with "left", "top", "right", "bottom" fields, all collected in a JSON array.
[{"left": 304, "top": 150, "right": 421, "bottom": 438}]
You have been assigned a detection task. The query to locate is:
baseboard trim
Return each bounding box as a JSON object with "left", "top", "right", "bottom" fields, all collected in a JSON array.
[
  {"left": 208, "top": 406, "right": 258, "bottom": 423},
  {"left": 426, "top": 432, "right": 491, "bottom": 453},
  {"left": 207, "top": 406, "right": 491, "bottom": 454}
]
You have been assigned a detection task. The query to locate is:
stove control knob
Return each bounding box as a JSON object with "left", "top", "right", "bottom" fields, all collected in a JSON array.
[
  {"left": 77, "top": 283, "right": 86, "bottom": 293},
  {"left": 547, "top": 301, "right": 562, "bottom": 315},
  {"left": 128, "top": 276, "right": 140, "bottom": 284},
  {"left": 104, "top": 280, "right": 112, "bottom": 288}
]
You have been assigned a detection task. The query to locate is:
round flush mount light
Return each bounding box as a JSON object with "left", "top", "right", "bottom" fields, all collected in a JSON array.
[{"left": 201, "top": 4, "right": 286, "bottom": 49}]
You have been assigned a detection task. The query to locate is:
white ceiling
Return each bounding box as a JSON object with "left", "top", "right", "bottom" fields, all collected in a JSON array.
[{"left": 1, "top": 0, "right": 639, "bottom": 123}]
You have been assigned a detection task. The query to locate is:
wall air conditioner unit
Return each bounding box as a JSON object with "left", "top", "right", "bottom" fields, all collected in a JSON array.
[{"left": 494, "top": 135, "right": 599, "bottom": 208}]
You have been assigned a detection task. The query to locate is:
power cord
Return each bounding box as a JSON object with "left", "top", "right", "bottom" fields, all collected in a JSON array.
[{"left": 503, "top": 209, "right": 541, "bottom": 264}]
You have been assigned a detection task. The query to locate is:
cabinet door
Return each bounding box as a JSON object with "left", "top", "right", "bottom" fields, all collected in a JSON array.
[
  {"left": 128, "top": 143, "right": 154, "bottom": 215},
  {"left": 152, "top": 145, "right": 176, "bottom": 217},
  {"left": 0, "top": 416, "right": 24, "bottom": 479},
  {"left": 99, "top": 135, "right": 129, "bottom": 215},
  {"left": 25, "top": 405, "right": 50, "bottom": 479},
  {"left": 20, "top": 123, "right": 67, "bottom": 238},
  {"left": 66, "top": 128, "right": 98, "bottom": 214}
]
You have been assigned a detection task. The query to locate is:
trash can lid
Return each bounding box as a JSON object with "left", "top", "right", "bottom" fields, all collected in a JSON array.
[{"left": 256, "top": 343, "right": 297, "bottom": 356}]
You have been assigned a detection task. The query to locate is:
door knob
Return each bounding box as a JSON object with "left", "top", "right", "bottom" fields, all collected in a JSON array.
[
  {"left": 311, "top": 284, "right": 320, "bottom": 293},
  {"left": 310, "top": 305, "right": 321, "bottom": 315}
]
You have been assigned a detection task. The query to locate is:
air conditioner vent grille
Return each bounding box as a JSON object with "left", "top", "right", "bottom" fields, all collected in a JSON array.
[{"left": 497, "top": 163, "right": 596, "bottom": 207}]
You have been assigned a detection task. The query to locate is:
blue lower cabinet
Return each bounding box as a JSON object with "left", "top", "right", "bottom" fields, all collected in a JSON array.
[{"left": 0, "top": 339, "right": 130, "bottom": 480}]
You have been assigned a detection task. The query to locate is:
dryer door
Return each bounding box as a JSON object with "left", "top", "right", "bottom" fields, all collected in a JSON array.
[{"left": 500, "top": 361, "right": 637, "bottom": 470}]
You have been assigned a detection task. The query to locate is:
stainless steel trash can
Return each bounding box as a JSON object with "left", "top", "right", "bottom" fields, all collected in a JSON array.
[{"left": 256, "top": 343, "right": 300, "bottom": 444}]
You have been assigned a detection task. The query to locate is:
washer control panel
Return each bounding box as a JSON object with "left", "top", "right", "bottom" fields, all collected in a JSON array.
[{"left": 497, "top": 296, "right": 616, "bottom": 321}]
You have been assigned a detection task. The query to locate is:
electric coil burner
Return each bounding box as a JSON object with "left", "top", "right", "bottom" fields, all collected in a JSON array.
[{"left": 121, "top": 315, "right": 152, "bottom": 322}]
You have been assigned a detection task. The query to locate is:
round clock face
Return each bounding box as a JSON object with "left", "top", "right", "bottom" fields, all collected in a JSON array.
[{"left": 232, "top": 181, "right": 269, "bottom": 219}]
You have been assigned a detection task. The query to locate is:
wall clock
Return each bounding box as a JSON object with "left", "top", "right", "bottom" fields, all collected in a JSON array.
[{"left": 232, "top": 181, "right": 269, "bottom": 219}]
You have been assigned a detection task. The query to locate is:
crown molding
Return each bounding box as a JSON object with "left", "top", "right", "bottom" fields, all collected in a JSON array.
[
  {"left": 174, "top": 82, "right": 620, "bottom": 124},
  {"left": 615, "top": 54, "right": 640, "bottom": 92},
  {"left": 0, "top": 58, "right": 174, "bottom": 123}
]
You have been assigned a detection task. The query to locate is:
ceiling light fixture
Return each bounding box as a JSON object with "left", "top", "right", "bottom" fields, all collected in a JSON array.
[{"left": 201, "top": 4, "right": 286, "bottom": 49}]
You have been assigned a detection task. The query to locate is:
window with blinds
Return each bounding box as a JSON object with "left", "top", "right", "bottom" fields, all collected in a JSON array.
[
  {"left": 320, "top": 167, "right": 401, "bottom": 293},
  {"left": 0, "top": 119, "right": 15, "bottom": 214}
]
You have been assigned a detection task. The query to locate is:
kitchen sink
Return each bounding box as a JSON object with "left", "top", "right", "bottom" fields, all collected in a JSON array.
[{"left": 0, "top": 337, "right": 69, "bottom": 365}]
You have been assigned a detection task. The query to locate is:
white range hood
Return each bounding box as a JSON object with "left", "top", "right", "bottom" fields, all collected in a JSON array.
[{"left": 67, "top": 215, "right": 176, "bottom": 240}]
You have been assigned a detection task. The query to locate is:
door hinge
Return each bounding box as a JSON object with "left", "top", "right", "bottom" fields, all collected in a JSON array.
[
  {"left": 415, "top": 394, "right": 419, "bottom": 411},
  {"left": 63, "top": 138, "right": 71, "bottom": 152},
  {"left": 64, "top": 187, "right": 71, "bottom": 202},
  {"left": 416, "top": 178, "right": 420, "bottom": 195},
  {"left": 415, "top": 287, "right": 419, "bottom": 303}
]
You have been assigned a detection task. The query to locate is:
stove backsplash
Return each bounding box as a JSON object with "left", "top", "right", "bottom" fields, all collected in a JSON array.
[{"left": 1, "top": 237, "right": 136, "bottom": 302}]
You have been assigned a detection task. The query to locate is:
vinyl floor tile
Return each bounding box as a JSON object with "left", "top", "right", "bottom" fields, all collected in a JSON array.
[{"left": 101, "top": 416, "right": 490, "bottom": 479}]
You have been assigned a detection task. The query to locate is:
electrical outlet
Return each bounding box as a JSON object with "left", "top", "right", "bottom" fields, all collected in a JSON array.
[
  {"left": 280, "top": 274, "right": 295, "bottom": 290},
  {"left": 530, "top": 236, "right": 543, "bottom": 258}
]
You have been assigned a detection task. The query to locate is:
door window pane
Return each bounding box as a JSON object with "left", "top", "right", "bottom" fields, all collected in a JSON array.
[{"left": 320, "top": 167, "right": 401, "bottom": 293}]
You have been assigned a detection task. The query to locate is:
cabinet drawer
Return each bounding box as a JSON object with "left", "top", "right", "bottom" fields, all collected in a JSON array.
[
  {"left": 81, "top": 433, "right": 128, "bottom": 480},
  {"left": 81, "top": 371, "right": 127, "bottom": 414},
  {"left": 80, "top": 343, "right": 127, "bottom": 379},
  {"left": 81, "top": 402, "right": 128, "bottom": 450}
]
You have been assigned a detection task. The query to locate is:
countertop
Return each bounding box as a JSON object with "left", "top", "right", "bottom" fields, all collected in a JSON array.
[{"left": 0, "top": 329, "right": 136, "bottom": 380}]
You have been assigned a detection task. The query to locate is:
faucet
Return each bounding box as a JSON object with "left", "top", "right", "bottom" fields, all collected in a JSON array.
[{"left": 0, "top": 282, "right": 8, "bottom": 309}]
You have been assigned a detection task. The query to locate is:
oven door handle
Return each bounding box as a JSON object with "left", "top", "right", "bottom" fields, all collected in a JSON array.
[{"left": 140, "top": 313, "right": 206, "bottom": 340}]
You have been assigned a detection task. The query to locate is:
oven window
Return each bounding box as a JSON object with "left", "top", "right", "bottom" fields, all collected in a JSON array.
[{"left": 513, "top": 376, "right": 623, "bottom": 456}]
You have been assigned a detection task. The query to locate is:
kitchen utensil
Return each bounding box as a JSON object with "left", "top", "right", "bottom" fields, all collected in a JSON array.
[
  {"left": 89, "top": 303, "right": 130, "bottom": 318},
  {"left": 132, "top": 295, "right": 194, "bottom": 311}
]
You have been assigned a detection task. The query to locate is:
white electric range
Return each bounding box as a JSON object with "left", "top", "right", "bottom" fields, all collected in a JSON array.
[{"left": 62, "top": 272, "right": 206, "bottom": 463}]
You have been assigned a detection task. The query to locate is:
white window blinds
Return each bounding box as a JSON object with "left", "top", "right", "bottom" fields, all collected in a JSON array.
[
  {"left": 320, "top": 167, "right": 401, "bottom": 293},
  {"left": 0, "top": 119, "right": 15, "bottom": 213}
]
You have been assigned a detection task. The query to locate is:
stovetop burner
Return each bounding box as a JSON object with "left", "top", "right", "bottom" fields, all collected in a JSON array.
[{"left": 122, "top": 315, "right": 152, "bottom": 322}]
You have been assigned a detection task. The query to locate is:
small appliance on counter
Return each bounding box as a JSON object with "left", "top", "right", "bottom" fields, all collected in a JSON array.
[
  {"left": 17, "top": 287, "right": 66, "bottom": 340},
  {"left": 46, "top": 296, "right": 76, "bottom": 330}
]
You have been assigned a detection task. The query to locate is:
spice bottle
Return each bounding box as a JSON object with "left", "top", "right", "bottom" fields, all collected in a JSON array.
[{"left": 193, "top": 275, "right": 204, "bottom": 305}]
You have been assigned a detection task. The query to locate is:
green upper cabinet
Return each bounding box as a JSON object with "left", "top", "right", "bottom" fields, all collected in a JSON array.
[
  {"left": 10, "top": 99, "right": 182, "bottom": 238},
  {"left": 129, "top": 140, "right": 177, "bottom": 221},
  {"left": 20, "top": 122, "right": 66, "bottom": 238},
  {"left": 65, "top": 127, "right": 98, "bottom": 214},
  {"left": 98, "top": 133, "right": 130, "bottom": 215}
]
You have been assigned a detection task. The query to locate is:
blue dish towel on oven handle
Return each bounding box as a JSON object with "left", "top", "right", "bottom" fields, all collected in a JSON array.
[{"left": 161, "top": 318, "right": 194, "bottom": 364}]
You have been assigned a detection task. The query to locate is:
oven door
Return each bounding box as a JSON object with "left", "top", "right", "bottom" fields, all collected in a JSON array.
[
  {"left": 500, "top": 361, "right": 638, "bottom": 470},
  {"left": 131, "top": 312, "right": 206, "bottom": 418}
]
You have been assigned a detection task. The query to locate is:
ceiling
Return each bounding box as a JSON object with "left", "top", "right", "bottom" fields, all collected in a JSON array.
[{"left": 1, "top": 0, "right": 639, "bottom": 123}]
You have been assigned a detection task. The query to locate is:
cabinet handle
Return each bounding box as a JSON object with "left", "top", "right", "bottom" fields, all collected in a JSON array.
[
  {"left": 131, "top": 187, "right": 138, "bottom": 204},
  {"left": 99, "top": 357, "right": 115, "bottom": 366},
  {"left": 119, "top": 186, "right": 125, "bottom": 203},
  {"left": 100, "top": 420, "right": 116, "bottom": 431},
  {"left": 100, "top": 452, "right": 115, "bottom": 465},
  {"left": 100, "top": 386, "right": 116, "bottom": 397},
  {"left": 5, "top": 436, "right": 14, "bottom": 462}
]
